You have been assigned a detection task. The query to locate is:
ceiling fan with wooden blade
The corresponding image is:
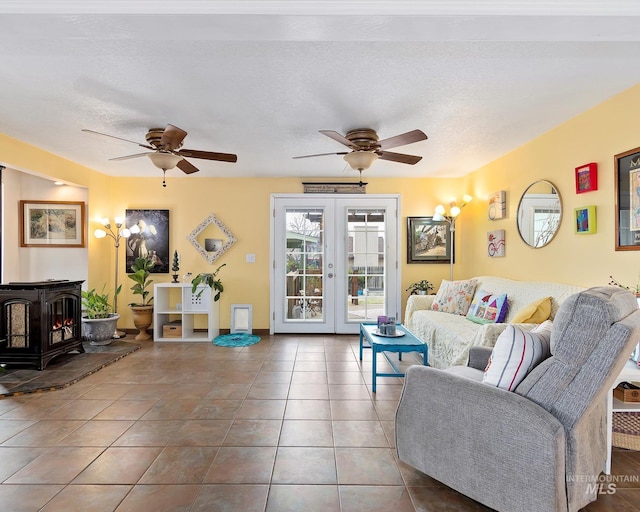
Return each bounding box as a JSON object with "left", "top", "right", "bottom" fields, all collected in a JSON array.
[
  {"left": 293, "top": 128, "right": 427, "bottom": 172},
  {"left": 82, "top": 124, "right": 237, "bottom": 186}
]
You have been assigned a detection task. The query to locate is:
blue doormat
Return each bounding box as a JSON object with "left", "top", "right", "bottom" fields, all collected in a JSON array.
[{"left": 213, "top": 333, "right": 261, "bottom": 347}]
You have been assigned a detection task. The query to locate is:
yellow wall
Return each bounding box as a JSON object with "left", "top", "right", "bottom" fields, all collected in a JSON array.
[
  {"left": 3, "top": 83, "right": 640, "bottom": 330},
  {"left": 104, "top": 176, "right": 462, "bottom": 329},
  {"left": 465, "top": 83, "right": 640, "bottom": 289},
  {"left": 0, "top": 133, "right": 113, "bottom": 288}
]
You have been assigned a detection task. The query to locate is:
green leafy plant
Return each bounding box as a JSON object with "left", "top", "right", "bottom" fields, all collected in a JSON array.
[
  {"left": 406, "top": 279, "right": 434, "bottom": 295},
  {"left": 82, "top": 285, "right": 120, "bottom": 319},
  {"left": 191, "top": 263, "right": 226, "bottom": 302},
  {"left": 128, "top": 256, "right": 154, "bottom": 306}
]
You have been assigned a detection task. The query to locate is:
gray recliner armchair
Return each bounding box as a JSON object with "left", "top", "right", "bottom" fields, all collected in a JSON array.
[{"left": 396, "top": 286, "right": 640, "bottom": 512}]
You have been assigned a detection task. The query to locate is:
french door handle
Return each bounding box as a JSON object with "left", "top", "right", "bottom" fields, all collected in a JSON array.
[{"left": 328, "top": 273, "right": 334, "bottom": 278}]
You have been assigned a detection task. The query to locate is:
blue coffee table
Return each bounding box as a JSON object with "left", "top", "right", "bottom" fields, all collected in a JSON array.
[{"left": 359, "top": 322, "right": 428, "bottom": 392}]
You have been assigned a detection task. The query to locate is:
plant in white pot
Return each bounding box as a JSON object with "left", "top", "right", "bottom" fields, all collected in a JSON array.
[
  {"left": 128, "top": 256, "right": 154, "bottom": 341},
  {"left": 406, "top": 280, "right": 434, "bottom": 295},
  {"left": 81, "top": 285, "right": 120, "bottom": 345}
]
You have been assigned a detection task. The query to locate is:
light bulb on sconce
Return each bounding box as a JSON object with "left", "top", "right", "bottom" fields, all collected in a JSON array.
[{"left": 434, "top": 204, "right": 446, "bottom": 219}]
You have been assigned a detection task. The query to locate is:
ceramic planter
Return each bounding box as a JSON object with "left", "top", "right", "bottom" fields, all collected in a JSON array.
[
  {"left": 81, "top": 313, "right": 119, "bottom": 345},
  {"left": 130, "top": 305, "right": 153, "bottom": 341}
]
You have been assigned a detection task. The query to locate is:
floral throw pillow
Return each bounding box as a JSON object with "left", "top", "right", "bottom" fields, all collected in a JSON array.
[{"left": 430, "top": 279, "right": 478, "bottom": 316}]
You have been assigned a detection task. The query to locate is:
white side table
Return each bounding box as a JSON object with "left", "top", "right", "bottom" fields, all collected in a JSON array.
[{"left": 605, "top": 358, "right": 640, "bottom": 474}]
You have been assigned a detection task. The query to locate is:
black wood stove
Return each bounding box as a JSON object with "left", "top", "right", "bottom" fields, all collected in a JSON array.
[{"left": 0, "top": 280, "right": 84, "bottom": 370}]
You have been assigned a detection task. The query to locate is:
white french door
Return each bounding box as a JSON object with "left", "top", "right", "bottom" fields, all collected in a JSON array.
[{"left": 271, "top": 194, "right": 400, "bottom": 334}]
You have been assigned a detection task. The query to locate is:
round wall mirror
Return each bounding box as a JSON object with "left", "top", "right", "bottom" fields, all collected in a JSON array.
[{"left": 516, "top": 180, "right": 562, "bottom": 248}]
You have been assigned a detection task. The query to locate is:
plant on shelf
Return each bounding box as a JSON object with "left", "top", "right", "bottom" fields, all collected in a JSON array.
[
  {"left": 406, "top": 279, "right": 434, "bottom": 295},
  {"left": 191, "top": 263, "right": 226, "bottom": 301},
  {"left": 171, "top": 250, "right": 180, "bottom": 283},
  {"left": 127, "top": 256, "right": 154, "bottom": 341}
]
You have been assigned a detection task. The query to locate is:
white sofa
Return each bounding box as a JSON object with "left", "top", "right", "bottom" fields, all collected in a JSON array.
[{"left": 404, "top": 275, "right": 585, "bottom": 369}]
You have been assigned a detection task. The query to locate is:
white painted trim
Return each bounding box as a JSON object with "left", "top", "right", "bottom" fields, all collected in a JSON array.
[{"left": 3, "top": 1, "right": 640, "bottom": 16}]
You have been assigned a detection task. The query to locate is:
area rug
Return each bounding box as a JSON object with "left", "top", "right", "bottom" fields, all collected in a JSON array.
[
  {"left": 213, "top": 333, "right": 261, "bottom": 347},
  {"left": 0, "top": 339, "right": 141, "bottom": 398}
]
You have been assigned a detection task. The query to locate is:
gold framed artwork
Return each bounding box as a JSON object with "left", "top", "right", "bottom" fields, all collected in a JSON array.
[{"left": 19, "top": 200, "right": 85, "bottom": 247}]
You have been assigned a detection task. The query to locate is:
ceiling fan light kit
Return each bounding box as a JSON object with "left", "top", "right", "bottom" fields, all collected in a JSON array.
[
  {"left": 343, "top": 150, "right": 378, "bottom": 171},
  {"left": 82, "top": 124, "right": 238, "bottom": 187},
  {"left": 294, "top": 127, "right": 428, "bottom": 175},
  {"left": 148, "top": 152, "right": 182, "bottom": 171}
]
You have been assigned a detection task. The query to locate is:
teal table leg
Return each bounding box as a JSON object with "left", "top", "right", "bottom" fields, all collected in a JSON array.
[{"left": 372, "top": 345, "right": 378, "bottom": 393}]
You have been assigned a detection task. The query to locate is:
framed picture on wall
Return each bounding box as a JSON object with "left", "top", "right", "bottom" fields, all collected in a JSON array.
[
  {"left": 487, "top": 230, "right": 505, "bottom": 257},
  {"left": 125, "top": 209, "right": 170, "bottom": 272},
  {"left": 614, "top": 147, "right": 640, "bottom": 250},
  {"left": 407, "top": 216, "right": 452, "bottom": 263},
  {"left": 575, "top": 162, "right": 598, "bottom": 194},
  {"left": 574, "top": 206, "right": 597, "bottom": 234},
  {"left": 488, "top": 191, "right": 506, "bottom": 220},
  {"left": 19, "top": 200, "right": 85, "bottom": 247}
]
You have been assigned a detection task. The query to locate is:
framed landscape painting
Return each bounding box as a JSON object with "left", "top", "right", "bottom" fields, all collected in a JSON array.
[
  {"left": 407, "top": 216, "right": 452, "bottom": 263},
  {"left": 19, "top": 200, "right": 85, "bottom": 247}
]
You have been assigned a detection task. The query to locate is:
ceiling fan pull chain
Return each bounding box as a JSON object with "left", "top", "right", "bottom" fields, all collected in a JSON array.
[{"left": 162, "top": 169, "right": 167, "bottom": 187}]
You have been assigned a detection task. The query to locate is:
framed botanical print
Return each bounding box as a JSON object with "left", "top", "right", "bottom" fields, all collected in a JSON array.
[{"left": 19, "top": 200, "right": 85, "bottom": 247}]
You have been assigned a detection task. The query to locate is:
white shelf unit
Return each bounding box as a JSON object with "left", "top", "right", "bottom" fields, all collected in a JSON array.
[{"left": 153, "top": 283, "right": 219, "bottom": 342}]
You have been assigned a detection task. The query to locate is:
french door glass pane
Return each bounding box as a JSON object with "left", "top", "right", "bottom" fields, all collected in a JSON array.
[
  {"left": 284, "top": 208, "right": 324, "bottom": 321},
  {"left": 345, "top": 208, "right": 386, "bottom": 322}
]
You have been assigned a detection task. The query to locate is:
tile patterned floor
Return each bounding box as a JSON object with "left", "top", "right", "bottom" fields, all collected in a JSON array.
[{"left": 0, "top": 334, "right": 638, "bottom": 511}]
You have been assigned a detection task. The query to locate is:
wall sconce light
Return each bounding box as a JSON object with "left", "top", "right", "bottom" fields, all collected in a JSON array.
[{"left": 432, "top": 194, "right": 472, "bottom": 280}]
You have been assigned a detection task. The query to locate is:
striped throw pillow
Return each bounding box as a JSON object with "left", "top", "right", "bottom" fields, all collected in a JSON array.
[{"left": 483, "top": 321, "right": 552, "bottom": 391}]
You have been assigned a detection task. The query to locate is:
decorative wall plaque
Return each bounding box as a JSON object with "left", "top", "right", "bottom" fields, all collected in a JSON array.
[{"left": 302, "top": 182, "right": 366, "bottom": 194}]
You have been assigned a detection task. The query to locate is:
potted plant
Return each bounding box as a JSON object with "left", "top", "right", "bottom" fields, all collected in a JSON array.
[
  {"left": 171, "top": 250, "right": 180, "bottom": 283},
  {"left": 81, "top": 285, "right": 120, "bottom": 345},
  {"left": 191, "top": 263, "right": 226, "bottom": 301},
  {"left": 406, "top": 279, "right": 434, "bottom": 295},
  {"left": 128, "top": 256, "right": 154, "bottom": 340}
]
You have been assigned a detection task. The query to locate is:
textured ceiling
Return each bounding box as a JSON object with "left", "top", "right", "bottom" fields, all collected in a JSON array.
[{"left": 1, "top": 1, "right": 640, "bottom": 182}]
